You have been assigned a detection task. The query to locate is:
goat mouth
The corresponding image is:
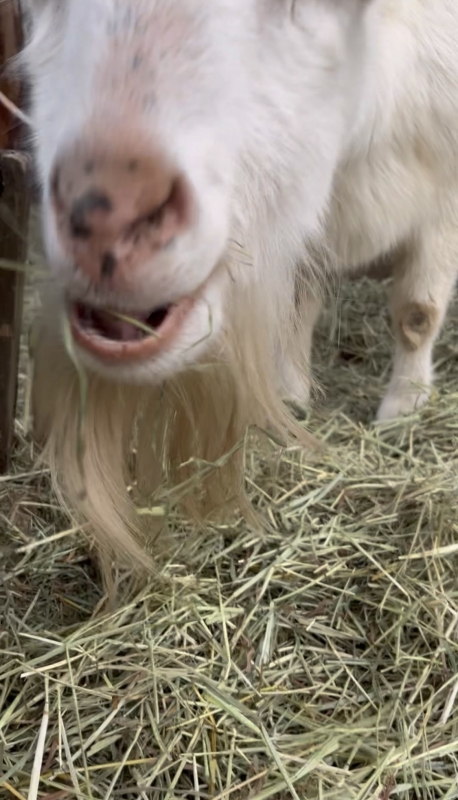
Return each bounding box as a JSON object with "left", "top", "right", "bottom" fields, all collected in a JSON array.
[{"left": 70, "top": 296, "right": 196, "bottom": 362}]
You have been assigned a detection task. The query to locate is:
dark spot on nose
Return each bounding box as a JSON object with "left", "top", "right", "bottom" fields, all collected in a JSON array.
[
  {"left": 101, "top": 251, "right": 117, "bottom": 279},
  {"left": 128, "top": 159, "right": 138, "bottom": 171},
  {"left": 85, "top": 161, "right": 94, "bottom": 174},
  {"left": 70, "top": 219, "right": 92, "bottom": 239},
  {"left": 70, "top": 190, "right": 113, "bottom": 239}
]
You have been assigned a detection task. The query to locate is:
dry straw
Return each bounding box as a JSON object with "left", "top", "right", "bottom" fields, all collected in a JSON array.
[{"left": 1, "top": 234, "right": 458, "bottom": 799}]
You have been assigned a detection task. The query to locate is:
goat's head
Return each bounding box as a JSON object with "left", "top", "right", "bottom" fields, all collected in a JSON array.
[{"left": 22, "top": 0, "right": 371, "bottom": 384}]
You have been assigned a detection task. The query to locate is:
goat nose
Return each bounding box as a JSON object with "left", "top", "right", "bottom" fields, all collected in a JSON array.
[{"left": 50, "top": 142, "right": 192, "bottom": 285}]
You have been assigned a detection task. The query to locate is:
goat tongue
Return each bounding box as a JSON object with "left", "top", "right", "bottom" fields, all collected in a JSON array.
[{"left": 76, "top": 304, "right": 150, "bottom": 342}]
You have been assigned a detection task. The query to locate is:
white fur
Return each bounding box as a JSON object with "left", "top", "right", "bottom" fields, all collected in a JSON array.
[
  {"left": 21, "top": 0, "right": 458, "bottom": 417},
  {"left": 17, "top": 0, "right": 458, "bottom": 566}
]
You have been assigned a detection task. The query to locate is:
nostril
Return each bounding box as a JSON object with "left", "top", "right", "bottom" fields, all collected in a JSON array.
[
  {"left": 124, "top": 176, "right": 191, "bottom": 246},
  {"left": 70, "top": 217, "right": 93, "bottom": 240},
  {"left": 130, "top": 197, "right": 169, "bottom": 234},
  {"left": 50, "top": 144, "right": 193, "bottom": 274},
  {"left": 126, "top": 182, "right": 173, "bottom": 234},
  {"left": 70, "top": 190, "right": 113, "bottom": 239},
  {"left": 147, "top": 201, "right": 167, "bottom": 227}
]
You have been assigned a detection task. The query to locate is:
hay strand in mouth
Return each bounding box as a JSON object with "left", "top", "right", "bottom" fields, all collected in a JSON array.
[{"left": 102, "top": 310, "right": 162, "bottom": 339}]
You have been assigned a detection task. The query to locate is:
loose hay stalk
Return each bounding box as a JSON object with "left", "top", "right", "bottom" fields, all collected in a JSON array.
[{"left": 2, "top": 259, "right": 458, "bottom": 798}]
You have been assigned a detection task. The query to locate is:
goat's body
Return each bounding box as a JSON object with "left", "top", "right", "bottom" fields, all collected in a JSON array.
[
  {"left": 24, "top": 0, "right": 458, "bottom": 566},
  {"left": 329, "top": 1, "right": 458, "bottom": 268},
  {"left": 286, "top": 0, "right": 458, "bottom": 418}
]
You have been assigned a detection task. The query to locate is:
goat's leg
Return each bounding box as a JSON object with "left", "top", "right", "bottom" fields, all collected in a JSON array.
[{"left": 377, "top": 226, "right": 458, "bottom": 421}]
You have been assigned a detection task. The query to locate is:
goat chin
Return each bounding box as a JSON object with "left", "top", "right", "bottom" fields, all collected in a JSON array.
[{"left": 31, "top": 279, "right": 318, "bottom": 582}]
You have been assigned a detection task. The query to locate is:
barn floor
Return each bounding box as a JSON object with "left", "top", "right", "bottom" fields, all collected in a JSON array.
[{"left": 1, "top": 238, "right": 458, "bottom": 799}]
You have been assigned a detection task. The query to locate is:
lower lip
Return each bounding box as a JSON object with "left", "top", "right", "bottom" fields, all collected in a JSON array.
[{"left": 70, "top": 295, "right": 196, "bottom": 363}]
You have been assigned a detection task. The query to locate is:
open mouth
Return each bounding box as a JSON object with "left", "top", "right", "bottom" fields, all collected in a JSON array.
[{"left": 70, "top": 295, "right": 196, "bottom": 362}]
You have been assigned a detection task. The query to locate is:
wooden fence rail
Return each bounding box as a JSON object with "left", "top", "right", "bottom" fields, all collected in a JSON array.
[{"left": 0, "top": 0, "right": 31, "bottom": 472}]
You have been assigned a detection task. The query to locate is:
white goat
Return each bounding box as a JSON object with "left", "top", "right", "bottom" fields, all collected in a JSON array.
[{"left": 20, "top": 0, "right": 458, "bottom": 567}]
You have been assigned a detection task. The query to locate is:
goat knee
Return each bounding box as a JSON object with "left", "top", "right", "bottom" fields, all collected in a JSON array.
[{"left": 395, "top": 301, "right": 439, "bottom": 352}]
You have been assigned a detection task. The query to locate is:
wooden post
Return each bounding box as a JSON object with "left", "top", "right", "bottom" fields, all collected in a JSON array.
[{"left": 0, "top": 0, "right": 30, "bottom": 472}]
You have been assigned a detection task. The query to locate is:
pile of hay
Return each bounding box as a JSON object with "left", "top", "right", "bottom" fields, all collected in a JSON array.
[{"left": 1, "top": 265, "right": 458, "bottom": 799}]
